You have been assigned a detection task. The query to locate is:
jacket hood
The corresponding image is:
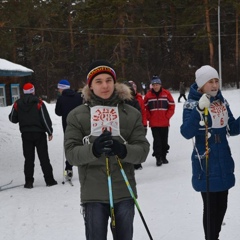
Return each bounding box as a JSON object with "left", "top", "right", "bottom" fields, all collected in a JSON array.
[
  {"left": 18, "top": 94, "right": 39, "bottom": 112},
  {"left": 188, "top": 83, "right": 224, "bottom": 102},
  {"left": 62, "top": 89, "right": 76, "bottom": 97},
  {"left": 82, "top": 82, "right": 133, "bottom": 103}
]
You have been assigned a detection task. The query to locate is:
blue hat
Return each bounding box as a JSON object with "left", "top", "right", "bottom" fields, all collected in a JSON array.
[
  {"left": 151, "top": 76, "right": 161, "bottom": 85},
  {"left": 58, "top": 79, "right": 70, "bottom": 89}
]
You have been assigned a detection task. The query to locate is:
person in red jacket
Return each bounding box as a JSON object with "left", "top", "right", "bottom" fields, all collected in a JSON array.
[
  {"left": 144, "top": 76, "right": 175, "bottom": 166},
  {"left": 128, "top": 81, "right": 147, "bottom": 131},
  {"left": 128, "top": 80, "right": 147, "bottom": 170}
]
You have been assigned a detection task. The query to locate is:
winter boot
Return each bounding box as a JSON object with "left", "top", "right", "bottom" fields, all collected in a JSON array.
[
  {"left": 162, "top": 157, "right": 169, "bottom": 164},
  {"left": 46, "top": 179, "right": 58, "bottom": 187},
  {"left": 24, "top": 181, "right": 33, "bottom": 189},
  {"left": 156, "top": 156, "right": 163, "bottom": 167}
]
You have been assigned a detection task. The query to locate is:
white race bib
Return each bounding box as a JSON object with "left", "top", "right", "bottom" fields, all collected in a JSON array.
[
  {"left": 90, "top": 106, "right": 120, "bottom": 136},
  {"left": 209, "top": 100, "right": 228, "bottom": 128}
]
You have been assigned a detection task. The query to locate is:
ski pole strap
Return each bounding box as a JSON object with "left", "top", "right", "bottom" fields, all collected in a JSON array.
[
  {"left": 106, "top": 156, "right": 116, "bottom": 234},
  {"left": 116, "top": 156, "right": 154, "bottom": 240}
]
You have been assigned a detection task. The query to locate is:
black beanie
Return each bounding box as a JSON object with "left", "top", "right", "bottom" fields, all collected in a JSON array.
[{"left": 87, "top": 60, "right": 116, "bottom": 86}]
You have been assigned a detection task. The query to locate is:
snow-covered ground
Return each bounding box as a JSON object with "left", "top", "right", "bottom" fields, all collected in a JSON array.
[{"left": 0, "top": 89, "right": 240, "bottom": 240}]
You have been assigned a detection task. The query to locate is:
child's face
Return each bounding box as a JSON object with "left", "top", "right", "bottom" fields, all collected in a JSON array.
[
  {"left": 90, "top": 73, "right": 115, "bottom": 99},
  {"left": 200, "top": 78, "right": 219, "bottom": 96}
]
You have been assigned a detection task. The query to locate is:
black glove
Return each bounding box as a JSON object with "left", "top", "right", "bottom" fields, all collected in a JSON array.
[
  {"left": 92, "top": 130, "right": 113, "bottom": 157},
  {"left": 110, "top": 139, "right": 127, "bottom": 159}
]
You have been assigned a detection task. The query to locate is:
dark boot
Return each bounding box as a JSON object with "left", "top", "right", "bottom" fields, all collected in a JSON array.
[
  {"left": 24, "top": 181, "right": 33, "bottom": 189},
  {"left": 162, "top": 157, "right": 169, "bottom": 164},
  {"left": 156, "top": 156, "right": 162, "bottom": 166},
  {"left": 46, "top": 179, "right": 58, "bottom": 187}
]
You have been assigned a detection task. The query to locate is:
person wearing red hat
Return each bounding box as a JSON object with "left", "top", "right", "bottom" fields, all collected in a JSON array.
[
  {"left": 9, "top": 82, "right": 57, "bottom": 188},
  {"left": 64, "top": 60, "right": 149, "bottom": 240}
]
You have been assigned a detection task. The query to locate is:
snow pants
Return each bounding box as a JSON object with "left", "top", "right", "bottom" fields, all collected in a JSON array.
[
  {"left": 178, "top": 93, "right": 187, "bottom": 102},
  {"left": 201, "top": 190, "right": 228, "bottom": 240},
  {"left": 82, "top": 199, "right": 134, "bottom": 240},
  {"left": 151, "top": 127, "right": 170, "bottom": 158},
  {"left": 21, "top": 132, "right": 54, "bottom": 184}
]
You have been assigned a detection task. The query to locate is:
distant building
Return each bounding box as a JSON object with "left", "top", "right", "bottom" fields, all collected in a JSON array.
[{"left": 0, "top": 59, "right": 33, "bottom": 106}]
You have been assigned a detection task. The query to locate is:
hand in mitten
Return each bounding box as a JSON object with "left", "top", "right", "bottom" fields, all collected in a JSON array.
[
  {"left": 110, "top": 139, "right": 127, "bottom": 159},
  {"left": 198, "top": 93, "right": 210, "bottom": 111},
  {"left": 92, "top": 130, "right": 113, "bottom": 157}
]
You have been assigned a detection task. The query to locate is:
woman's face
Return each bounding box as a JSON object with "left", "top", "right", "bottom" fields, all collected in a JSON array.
[
  {"left": 90, "top": 73, "right": 115, "bottom": 99},
  {"left": 200, "top": 78, "right": 219, "bottom": 96}
]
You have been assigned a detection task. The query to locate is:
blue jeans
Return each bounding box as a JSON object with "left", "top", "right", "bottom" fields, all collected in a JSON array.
[{"left": 82, "top": 199, "right": 135, "bottom": 240}]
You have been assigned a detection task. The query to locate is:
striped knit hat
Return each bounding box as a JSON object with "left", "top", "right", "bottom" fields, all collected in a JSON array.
[{"left": 87, "top": 60, "right": 116, "bottom": 87}]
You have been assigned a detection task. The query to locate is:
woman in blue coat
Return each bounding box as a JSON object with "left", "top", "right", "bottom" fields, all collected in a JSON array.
[{"left": 180, "top": 65, "right": 240, "bottom": 240}]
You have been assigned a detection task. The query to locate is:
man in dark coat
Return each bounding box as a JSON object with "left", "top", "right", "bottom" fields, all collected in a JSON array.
[
  {"left": 178, "top": 81, "right": 187, "bottom": 102},
  {"left": 9, "top": 83, "right": 57, "bottom": 188},
  {"left": 55, "top": 79, "right": 83, "bottom": 180}
]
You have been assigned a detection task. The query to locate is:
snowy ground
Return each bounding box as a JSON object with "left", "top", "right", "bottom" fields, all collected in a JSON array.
[{"left": 0, "top": 89, "right": 240, "bottom": 240}]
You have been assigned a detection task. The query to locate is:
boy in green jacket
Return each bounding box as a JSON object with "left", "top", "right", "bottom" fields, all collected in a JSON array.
[{"left": 64, "top": 60, "right": 149, "bottom": 240}]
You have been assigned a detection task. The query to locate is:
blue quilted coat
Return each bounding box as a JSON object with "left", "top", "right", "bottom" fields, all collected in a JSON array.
[{"left": 180, "top": 83, "right": 240, "bottom": 192}]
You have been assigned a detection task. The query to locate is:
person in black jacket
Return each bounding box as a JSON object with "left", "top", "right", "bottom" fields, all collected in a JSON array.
[
  {"left": 178, "top": 81, "right": 187, "bottom": 103},
  {"left": 55, "top": 79, "right": 83, "bottom": 180},
  {"left": 9, "top": 83, "right": 57, "bottom": 189}
]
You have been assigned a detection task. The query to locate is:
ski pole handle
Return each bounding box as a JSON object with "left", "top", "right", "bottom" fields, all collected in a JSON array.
[{"left": 204, "top": 107, "right": 208, "bottom": 117}]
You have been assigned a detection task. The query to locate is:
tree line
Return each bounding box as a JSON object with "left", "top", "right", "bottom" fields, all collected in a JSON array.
[{"left": 0, "top": 0, "right": 239, "bottom": 101}]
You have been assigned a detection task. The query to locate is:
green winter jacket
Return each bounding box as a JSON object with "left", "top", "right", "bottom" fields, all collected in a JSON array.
[{"left": 64, "top": 83, "right": 150, "bottom": 203}]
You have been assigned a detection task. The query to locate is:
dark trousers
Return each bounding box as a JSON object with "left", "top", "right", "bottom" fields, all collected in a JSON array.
[
  {"left": 178, "top": 94, "right": 187, "bottom": 102},
  {"left": 65, "top": 160, "right": 73, "bottom": 171},
  {"left": 82, "top": 199, "right": 134, "bottom": 240},
  {"left": 201, "top": 190, "right": 228, "bottom": 240},
  {"left": 151, "top": 127, "right": 169, "bottom": 158},
  {"left": 22, "top": 132, "right": 54, "bottom": 184}
]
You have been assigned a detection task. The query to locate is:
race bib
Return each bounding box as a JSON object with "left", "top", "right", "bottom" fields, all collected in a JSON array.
[
  {"left": 90, "top": 106, "right": 120, "bottom": 136},
  {"left": 209, "top": 100, "right": 228, "bottom": 128}
]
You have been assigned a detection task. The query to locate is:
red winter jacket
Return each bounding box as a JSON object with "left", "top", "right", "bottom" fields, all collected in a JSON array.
[
  {"left": 135, "top": 92, "right": 147, "bottom": 127},
  {"left": 144, "top": 88, "right": 175, "bottom": 127}
]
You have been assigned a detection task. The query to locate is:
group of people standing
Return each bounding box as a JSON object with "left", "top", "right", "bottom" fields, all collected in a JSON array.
[{"left": 8, "top": 60, "right": 240, "bottom": 240}]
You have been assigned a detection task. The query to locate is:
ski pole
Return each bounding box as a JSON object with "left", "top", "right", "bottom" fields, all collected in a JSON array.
[
  {"left": 106, "top": 156, "right": 117, "bottom": 239},
  {"left": 116, "top": 156, "right": 153, "bottom": 240},
  {"left": 204, "top": 107, "right": 210, "bottom": 240}
]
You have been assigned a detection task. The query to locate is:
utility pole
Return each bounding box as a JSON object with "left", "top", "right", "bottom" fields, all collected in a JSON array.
[{"left": 218, "top": 0, "right": 222, "bottom": 89}]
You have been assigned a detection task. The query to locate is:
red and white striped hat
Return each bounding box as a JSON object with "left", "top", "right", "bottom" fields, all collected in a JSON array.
[{"left": 23, "top": 83, "right": 35, "bottom": 94}]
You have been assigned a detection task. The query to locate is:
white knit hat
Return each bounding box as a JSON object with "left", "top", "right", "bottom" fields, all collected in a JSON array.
[{"left": 195, "top": 65, "right": 219, "bottom": 89}]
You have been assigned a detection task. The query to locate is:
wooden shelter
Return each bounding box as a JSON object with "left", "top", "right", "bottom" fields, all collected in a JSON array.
[{"left": 0, "top": 59, "right": 33, "bottom": 106}]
